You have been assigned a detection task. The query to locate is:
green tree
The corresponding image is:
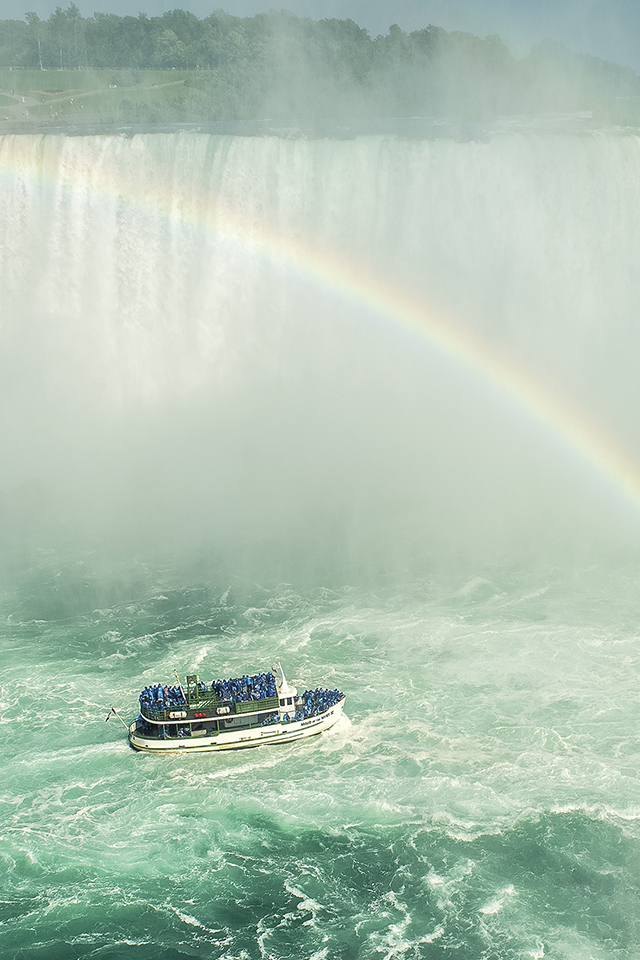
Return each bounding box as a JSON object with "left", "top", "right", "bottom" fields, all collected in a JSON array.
[
  {"left": 25, "top": 12, "right": 44, "bottom": 70},
  {"left": 48, "top": 4, "right": 85, "bottom": 69},
  {"left": 86, "top": 13, "right": 151, "bottom": 68},
  {"left": 152, "top": 29, "right": 187, "bottom": 69},
  {"left": 0, "top": 18, "right": 31, "bottom": 69},
  {"left": 196, "top": 13, "right": 248, "bottom": 70}
]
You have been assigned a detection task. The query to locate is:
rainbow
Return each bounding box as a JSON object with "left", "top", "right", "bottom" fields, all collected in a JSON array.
[
  {"left": 2, "top": 131, "right": 640, "bottom": 516},
  {"left": 244, "top": 227, "right": 640, "bottom": 518}
]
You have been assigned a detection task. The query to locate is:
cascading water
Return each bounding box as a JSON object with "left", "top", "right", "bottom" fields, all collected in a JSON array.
[
  {"left": 2, "top": 128, "right": 640, "bottom": 959},
  {"left": 3, "top": 130, "right": 640, "bottom": 564}
]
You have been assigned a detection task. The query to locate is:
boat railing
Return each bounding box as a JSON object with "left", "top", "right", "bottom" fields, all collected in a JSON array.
[
  {"left": 191, "top": 689, "right": 219, "bottom": 705},
  {"left": 140, "top": 705, "right": 171, "bottom": 721},
  {"left": 236, "top": 696, "right": 279, "bottom": 714},
  {"left": 140, "top": 693, "right": 280, "bottom": 722}
]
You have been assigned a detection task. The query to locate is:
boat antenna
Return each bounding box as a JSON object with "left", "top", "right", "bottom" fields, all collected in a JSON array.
[
  {"left": 105, "top": 705, "right": 129, "bottom": 729},
  {"left": 174, "top": 671, "right": 186, "bottom": 701}
]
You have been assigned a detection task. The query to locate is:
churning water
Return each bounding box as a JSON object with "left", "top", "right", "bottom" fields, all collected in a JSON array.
[{"left": 2, "top": 128, "right": 640, "bottom": 958}]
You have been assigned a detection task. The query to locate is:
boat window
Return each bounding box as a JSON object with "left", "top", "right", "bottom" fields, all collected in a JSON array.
[
  {"left": 279, "top": 698, "right": 285, "bottom": 706},
  {"left": 224, "top": 716, "right": 251, "bottom": 730},
  {"left": 286, "top": 697, "right": 293, "bottom": 705}
]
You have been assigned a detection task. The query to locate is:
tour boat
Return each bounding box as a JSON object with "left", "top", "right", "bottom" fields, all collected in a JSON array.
[{"left": 126, "top": 664, "right": 345, "bottom": 753}]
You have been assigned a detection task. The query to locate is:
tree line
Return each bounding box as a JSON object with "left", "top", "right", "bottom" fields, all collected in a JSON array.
[{"left": 0, "top": 5, "right": 638, "bottom": 121}]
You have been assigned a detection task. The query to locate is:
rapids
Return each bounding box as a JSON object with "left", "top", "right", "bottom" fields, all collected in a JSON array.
[
  {"left": 4, "top": 567, "right": 640, "bottom": 958},
  {"left": 2, "top": 127, "right": 640, "bottom": 958}
]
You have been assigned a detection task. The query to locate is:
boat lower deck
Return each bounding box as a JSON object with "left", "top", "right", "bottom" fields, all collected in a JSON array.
[{"left": 128, "top": 700, "right": 344, "bottom": 753}]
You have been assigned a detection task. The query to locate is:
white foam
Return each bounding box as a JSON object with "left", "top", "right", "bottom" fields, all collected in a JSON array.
[
  {"left": 479, "top": 899, "right": 503, "bottom": 915},
  {"left": 191, "top": 646, "right": 209, "bottom": 668},
  {"left": 284, "top": 881, "right": 323, "bottom": 917},
  {"left": 420, "top": 925, "right": 445, "bottom": 945},
  {"left": 479, "top": 885, "right": 516, "bottom": 915}
]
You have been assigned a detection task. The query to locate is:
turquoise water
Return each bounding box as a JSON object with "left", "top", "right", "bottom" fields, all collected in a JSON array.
[{"left": 3, "top": 560, "right": 640, "bottom": 959}]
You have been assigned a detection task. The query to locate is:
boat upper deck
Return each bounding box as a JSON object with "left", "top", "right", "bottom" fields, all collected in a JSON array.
[
  {"left": 139, "top": 670, "right": 279, "bottom": 723},
  {"left": 138, "top": 669, "right": 345, "bottom": 726}
]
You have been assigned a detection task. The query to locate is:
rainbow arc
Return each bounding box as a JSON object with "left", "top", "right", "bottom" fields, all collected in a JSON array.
[{"left": 2, "top": 133, "right": 640, "bottom": 515}]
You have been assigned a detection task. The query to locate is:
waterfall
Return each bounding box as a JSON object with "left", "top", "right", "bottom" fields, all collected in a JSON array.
[{"left": 2, "top": 130, "right": 640, "bottom": 566}]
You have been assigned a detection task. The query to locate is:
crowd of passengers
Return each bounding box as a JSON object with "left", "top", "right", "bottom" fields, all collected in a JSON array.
[
  {"left": 139, "top": 675, "right": 343, "bottom": 722},
  {"left": 211, "top": 671, "right": 277, "bottom": 702},
  {"left": 296, "top": 687, "right": 344, "bottom": 721},
  {"left": 139, "top": 671, "right": 279, "bottom": 711},
  {"left": 261, "top": 687, "right": 344, "bottom": 724},
  {"left": 139, "top": 683, "right": 186, "bottom": 710}
]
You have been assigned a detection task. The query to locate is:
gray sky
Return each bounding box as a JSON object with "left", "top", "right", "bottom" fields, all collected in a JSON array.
[{"left": 3, "top": 0, "right": 640, "bottom": 70}]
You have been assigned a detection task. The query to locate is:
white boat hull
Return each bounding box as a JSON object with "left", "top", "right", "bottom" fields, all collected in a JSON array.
[{"left": 128, "top": 698, "right": 345, "bottom": 753}]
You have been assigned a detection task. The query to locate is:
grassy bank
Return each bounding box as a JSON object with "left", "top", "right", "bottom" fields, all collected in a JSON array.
[{"left": 0, "top": 69, "right": 195, "bottom": 124}]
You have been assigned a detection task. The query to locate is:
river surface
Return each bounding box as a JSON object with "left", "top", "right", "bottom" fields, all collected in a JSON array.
[{"left": 3, "top": 559, "right": 640, "bottom": 959}]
